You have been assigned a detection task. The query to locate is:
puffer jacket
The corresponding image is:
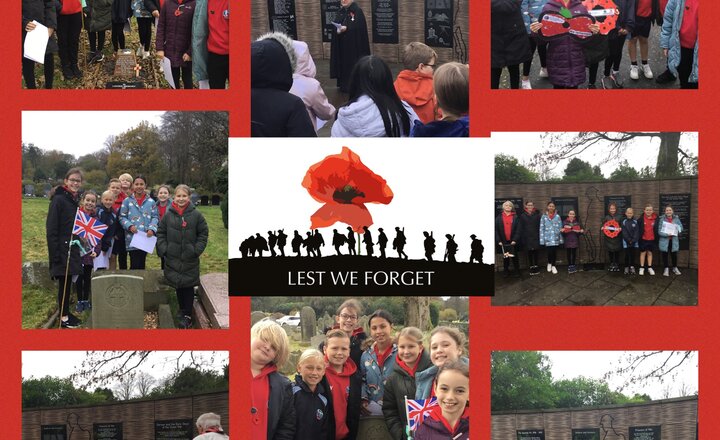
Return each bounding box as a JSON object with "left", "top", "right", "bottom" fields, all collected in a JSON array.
[
  {"left": 491, "top": 0, "right": 532, "bottom": 68},
  {"left": 119, "top": 193, "right": 159, "bottom": 251},
  {"left": 536, "top": 0, "right": 596, "bottom": 87},
  {"left": 415, "top": 356, "right": 469, "bottom": 400},
  {"left": 394, "top": 70, "right": 437, "bottom": 124},
  {"left": 86, "top": 0, "right": 113, "bottom": 32},
  {"left": 561, "top": 218, "right": 583, "bottom": 249},
  {"left": 383, "top": 350, "right": 433, "bottom": 440},
  {"left": 331, "top": 95, "right": 419, "bottom": 138},
  {"left": 156, "top": 202, "right": 208, "bottom": 288},
  {"left": 289, "top": 40, "right": 336, "bottom": 132},
  {"left": 95, "top": 205, "right": 117, "bottom": 253},
  {"left": 361, "top": 343, "right": 397, "bottom": 404},
  {"left": 414, "top": 406, "right": 470, "bottom": 440},
  {"left": 155, "top": 0, "right": 196, "bottom": 68},
  {"left": 519, "top": 208, "right": 541, "bottom": 250},
  {"left": 46, "top": 186, "right": 83, "bottom": 278},
  {"left": 656, "top": 214, "right": 683, "bottom": 253},
  {"left": 602, "top": 212, "right": 624, "bottom": 252},
  {"left": 660, "top": 0, "right": 698, "bottom": 83},
  {"left": 540, "top": 212, "right": 563, "bottom": 246}
]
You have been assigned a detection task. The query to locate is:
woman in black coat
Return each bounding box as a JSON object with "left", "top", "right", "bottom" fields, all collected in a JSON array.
[
  {"left": 22, "top": 0, "right": 58, "bottom": 88},
  {"left": 491, "top": 0, "right": 531, "bottom": 89},
  {"left": 330, "top": 0, "right": 370, "bottom": 93},
  {"left": 46, "top": 168, "right": 84, "bottom": 328}
]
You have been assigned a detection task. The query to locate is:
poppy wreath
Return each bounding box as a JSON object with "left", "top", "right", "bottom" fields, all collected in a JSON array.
[
  {"left": 539, "top": 11, "right": 596, "bottom": 40},
  {"left": 602, "top": 219, "right": 621, "bottom": 238},
  {"left": 582, "top": 0, "right": 619, "bottom": 35}
]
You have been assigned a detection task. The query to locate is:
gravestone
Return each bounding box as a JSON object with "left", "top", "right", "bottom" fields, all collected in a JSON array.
[
  {"left": 211, "top": 194, "right": 221, "bottom": 205},
  {"left": 113, "top": 49, "right": 137, "bottom": 78},
  {"left": 198, "top": 273, "right": 229, "bottom": 329},
  {"left": 311, "top": 334, "right": 325, "bottom": 349},
  {"left": 300, "top": 306, "right": 317, "bottom": 342},
  {"left": 93, "top": 422, "right": 122, "bottom": 440},
  {"left": 24, "top": 184, "right": 35, "bottom": 196},
  {"left": 251, "top": 311, "right": 266, "bottom": 326},
  {"left": 283, "top": 324, "right": 301, "bottom": 341},
  {"left": 154, "top": 420, "right": 193, "bottom": 439},
  {"left": 357, "top": 416, "right": 392, "bottom": 440},
  {"left": 92, "top": 274, "right": 144, "bottom": 328},
  {"left": 200, "top": 195, "right": 209, "bottom": 206},
  {"left": 190, "top": 193, "right": 200, "bottom": 205},
  {"left": 319, "top": 312, "right": 333, "bottom": 332},
  {"left": 629, "top": 426, "right": 661, "bottom": 440},
  {"left": 358, "top": 315, "right": 369, "bottom": 332},
  {"left": 22, "top": 261, "right": 54, "bottom": 290}
]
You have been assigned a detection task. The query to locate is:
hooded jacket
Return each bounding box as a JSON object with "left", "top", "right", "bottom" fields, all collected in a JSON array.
[
  {"left": 383, "top": 350, "right": 433, "bottom": 440},
  {"left": 414, "top": 406, "right": 470, "bottom": 440},
  {"left": 323, "top": 358, "right": 362, "bottom": 440},
  {"left": 491, "top": 0, "right": 532, "bottom": 68},
  {"left": 539, "top": 212, "right": 564, "bottom": 247},
  {"left": 46, "top": 186, "right": 83, "bottom": 278},
  {"left": 119, "top": 193, "right": 159, "bottom": 251},
  {"left": 95, "top": 205, "right": 117, "bottom": 254},
  {"left": 660, "top": 0, "right": 698, "bottom": 83},
  {"left": 292, "top": 375, "right": 332, "bottom": 440},
  {"left": 656, "top": 214, "right": 683, "bottom": 253},
  {"left": 519, "top": 207, "right": 541, "bottom": 250},
  {"left": 394, "top": 70, "right": 437, "bottom": 124},
  {"left": 289, "top": 40, "right": 336, "bottom": 132},
  {"left": 331, "top": 95, "right": 419, "bottom": 138},
  {"left": 361, "top": 342, "right": 398, "bottom": 404},
  {"left": 157, "top": 202, "right": 208, "bottom": 288},
  {"left": 410, "top": 116, "right": 469, "bottom": 138},
  {"left": 415, "top": 356, "right": 469, "bottom": 400},
  {"left": 251, "top": 34, "right": 316, "bottom": 137}
]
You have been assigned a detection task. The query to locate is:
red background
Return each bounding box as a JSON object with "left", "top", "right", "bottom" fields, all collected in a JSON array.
[{"left": 1, "top": 0, "right": 714, "bottom": 438}]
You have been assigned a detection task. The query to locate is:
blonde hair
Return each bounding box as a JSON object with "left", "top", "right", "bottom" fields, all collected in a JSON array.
[
  {"left": 108, "top": 178, "right": 121, "bottom": 187},
  {"left": 398, "top": 326, "right": 424, "bottom": 345},
  {"left": 502, "top": 200, "right": 514, "bottom": 210},
  {"left": 298, "top": 348, "right": 324, "bottom": 366},
  {"left": 250, "top": 320, "right": 290, "bottom": 367},
  {"left": 174, "top": 184, "right": 191, "bottom": 196},
  {"left": 434, "top": 62, "right": 469, "bottom": 119},
  {"left": 101, "top": 190, "right": 114, "bottom": 199},
  {"left": 430, "top": 326, "right": 466, "bottom": 352},
  {"left": 336, "top": 298, "right": 362, "bottom": 316},
  {"left": 402, "top": 42, "right": 437, "bottom": 70},
  {"left": 118, "top": 173, "right": 133, "bottom": 183}
]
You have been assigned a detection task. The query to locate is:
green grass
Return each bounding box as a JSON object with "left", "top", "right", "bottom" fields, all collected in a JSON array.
[{"left": 22, "top": 284, "right": 58, "bottom": 329}]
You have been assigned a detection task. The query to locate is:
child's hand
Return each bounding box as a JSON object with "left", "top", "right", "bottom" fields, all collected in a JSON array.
[
  {"left": 129, "top": 226, "right": 138, "bottom": 234},
  {"left": 25, "top": 22, "right": 37, "bottom": 32},
  {"left": 339, "top": 25, "right": 347, "bottom": 33},
  {"left": 618, "top": 28, "right": 628, "bottom": 36},
  {"left": 156, "top": 50, "right": 164, "bottom": 59},
  {"left": 152, "top": 10, "right": 160, "bottom": 17},
  {"left": 147, "top": 230, "right": 155, "bottom": 237},
  {"left": 530, "top": 22, "right": 542, "bottom": 33},
  {"left": 91, "top": 252, "right": 97, "bottom": 258},
  {"left": 182, "top": 53, "right": 191, "bottom": 62},
  {"left": 663, "top": 49, "right": 669, "bottom": 57},
  {"left": 589, "top": 24, "right": 600, "bottom": 34}
]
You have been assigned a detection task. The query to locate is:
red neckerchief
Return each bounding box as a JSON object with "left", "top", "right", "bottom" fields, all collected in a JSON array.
[
  {"left": 665, "top": 216, "right": 673, "bottom": 223},
  {"left": 135, "top": 194, "right": 146, "bottom": 206},
  {"left": 172, "top": 201, "right": 188, "bottom": 216},
  {"left": 63, "top": 185, "right": 78, "bottom": 198},
  {"left": 525, "top": 208, "right": 535, "bottom": 215},
  {"left": 79, "top": 206, "right": 95, "bottom": 216},
  {"left": 433, "top": 405, "right": 469, "bottom": 435},
  {"left": 395, "top": 349, "right": 423, "bottom": 377},
  {"left": 547, "top": 212, "right": 556, "bottom": 220},
  {"left": 374, "top": 343, "right": 393, "bottom": 369}
]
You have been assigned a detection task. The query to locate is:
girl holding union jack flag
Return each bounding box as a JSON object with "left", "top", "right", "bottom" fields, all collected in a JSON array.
[{"left": 413, "top": 361, "right": 469, "bottom": 440}]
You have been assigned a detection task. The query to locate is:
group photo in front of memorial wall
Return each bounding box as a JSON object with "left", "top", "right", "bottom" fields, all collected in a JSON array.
[
  {"left": 22, "top": 351, "right": 229, "bottom": 439},
  {"left": 250, "top": 0, "right": 470, "bottom": 138},
  {"left": 491, "top": 351, "right": 698, "bottom": 440},
  {"left": 250, "top": 296, "right": 470, "bottom": 440},
  {"left": 493, "top": 132, "right": 698, "bottom": 306},
  {"left": 21, "top": 111, "right": 229, "bottom": 330}
]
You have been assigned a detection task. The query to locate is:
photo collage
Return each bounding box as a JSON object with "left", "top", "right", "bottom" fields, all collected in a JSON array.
[{"left": 4, "top": 0, "right": 712, "bottom": 439}]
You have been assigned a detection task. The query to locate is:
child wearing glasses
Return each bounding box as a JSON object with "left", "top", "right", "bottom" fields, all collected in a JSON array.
[{"left": 318, "top": 299, "right": 367, "bottom": 367}]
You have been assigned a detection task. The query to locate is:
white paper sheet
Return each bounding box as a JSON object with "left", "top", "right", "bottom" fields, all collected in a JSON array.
[
  {"left": 661, "top": 221, "right": 679, "bottom": 236},
  {"left": 316, "top": 117, "right": 327, "bottom": 130},
  {"left": 129, "top": 233, "right": 157, "bottom": 254},
  {"left": 23, "top": 21, "right": 49, "bottom": 63},
  {"left": 162, "top": 57, "right": 176, "bottom": 88},
  {"left": 93, "top": 250, "right": 110, "bottom": 270}
]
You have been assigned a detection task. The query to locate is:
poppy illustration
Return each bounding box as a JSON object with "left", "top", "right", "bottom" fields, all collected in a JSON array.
[{"left": 302, "top": 147, "right": 393, "bottom": 232}]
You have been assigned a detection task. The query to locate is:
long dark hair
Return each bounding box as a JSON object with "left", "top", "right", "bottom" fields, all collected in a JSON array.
[{"left": 346, "top": 55, "right": 411, "bottom": 137}]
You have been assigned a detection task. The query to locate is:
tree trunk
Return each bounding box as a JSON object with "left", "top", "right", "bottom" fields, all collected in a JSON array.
[
  {"left": 656, "top": 132, "right": 681, "bottom": 178},
  {"left": 405, "top": 297, "right": 431, "bottom": 330}
]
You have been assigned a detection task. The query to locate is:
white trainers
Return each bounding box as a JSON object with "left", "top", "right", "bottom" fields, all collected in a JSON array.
[
  {"left": 539, "top": 67, "right": 548, "bottom": 78},
  {"left": 673, "top": 267, "right": 682, "bottom": 275},
  {"left": 143, "top": 51, "right": 151, "bottom": 59},
  {"left": 136, "top": 47, "right": 142, "bottom": 56},
  {"left": 648, "top": 267, "right": 655, "bottom": 276},
  {"left": 547, "top": 263, "right": 552, "bottom": 272},
  {"left": 663, "top": 267, "right": 670, "bottom": 276},
  {"left": 521, "top": 79, "right": 532, "bottom": 89},
  {"left": 551, "top": 266, "right": 558, "bottom": 274},
  {"left": 639, "top": 268, "right": 645, "bottom": 276},
  {"left": 642, "top": 63, "right": 654, "bottom": 79},
  {"left": 630, "top": 65, "right": 639, "bottom": 80}
]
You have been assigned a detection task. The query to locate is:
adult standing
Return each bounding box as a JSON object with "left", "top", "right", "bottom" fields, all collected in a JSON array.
[
  {"left": 46, "top": 168, "right": 84, "bottom": 329},
  {"left": 22, "top": 0, "right": 57, "bottom": 89},
  {"left": 119, "top": 175, "right": 159, "bottom": 269},
  {"left": 330, "top": 0, "right": 370, "bottom": 93}
]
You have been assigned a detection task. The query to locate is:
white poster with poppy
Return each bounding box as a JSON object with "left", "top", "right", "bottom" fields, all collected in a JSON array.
[{"left": 228, "top": 138, "right": 495, "bottom": 295}]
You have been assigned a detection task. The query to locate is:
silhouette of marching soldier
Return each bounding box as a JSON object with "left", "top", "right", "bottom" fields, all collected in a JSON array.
[
  {"left": 362, "top": 226, "right": 374, "bottom": 256},
  {"left": 346, "top": 226, "right": 357, "bottom": 255},
  {"left": 470, "top": 234, "right": 483, "bottom": 263},
  {"left": 444, "top": 234, "right": 458, "bottom": 263},
  {"left": 239, "top": 236, "right": 251, "bottom": 257},
  {"left": 268, "top": 231, "right": 278, "bottom": 257},
  {"left": 291, "top": 230, "right": 303, "bottom": 256},
  {"left": 393, "top": 226, "right": 408, "bottom": 259},
  {"left": 304, "top": 232, "right": 317, "bottom": 257},
  {"left": 377, "top": 227, "right": 388, "bottom": 258},
  {"left": 423, "top": 231, "right": 436, "bottom": 261},
  {"left": 277, "top": 229, "right": 288, "bottom": 256},
  {"left": 332, "top": 229, "right": 346, "bottom": 255},
  {"left": 313, "top": 229, "right": 325, "bottom": 257},
  {"left": 255, "top": 233, "right": 269, "bottom": 257}
]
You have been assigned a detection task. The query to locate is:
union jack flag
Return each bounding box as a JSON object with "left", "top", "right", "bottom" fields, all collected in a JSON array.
[
  {"left": 72, "top": 210, "right": 107, "bottom": 248},
  {"left": 406, "top": 396, "right": 438, "bottom": 431}
]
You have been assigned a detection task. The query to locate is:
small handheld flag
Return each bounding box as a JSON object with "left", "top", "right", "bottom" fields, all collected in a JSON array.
[
  {"left": 405, "top": 396, "right": 438, "bottom": 431},
  {"left": 72, "top": 210, "right": 108, "bottom": 248}
]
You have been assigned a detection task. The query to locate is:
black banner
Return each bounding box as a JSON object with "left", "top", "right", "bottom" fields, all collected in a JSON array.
[
  {"left": 572, "top": 428, "right": 600, "bottom": 440},
  {"left": 372, "top": 0, "right": 398, "bottom": 43},
  {"left": 267, "top": 0, "right": 298, "bottom": 40},
  {"left": 495, "top": 197, "right": 524, "bottom": 217},
  {"left": 629, "top": 425, "right": 661, "bottom": 440},
  {"left": 424, "top": 0, "right": 453, "bottom": 48},
  {"left": 659, "top": 193, "right": 691, "bottom": 251},
  {"left": 94, "top": 423, "right": 123, "bottom": 440},
  {"left": 604, "top": 195, "right": 632, "bottom": 215},
  {"left": 155, "top": 419, "right": 194, "bottom": 439},
  {"left": 517, "top": 429, "right": 546, "bottom": 440},
  {"left": 321, "top": 0, "right": 342, "bottom": 42},
  {"left": 41, "top": 425, "right": 67, "bottom": 440}
]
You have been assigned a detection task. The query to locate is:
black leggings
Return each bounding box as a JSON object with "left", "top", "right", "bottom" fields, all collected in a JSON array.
[
  {"left": 22, "top": 49, "right": 54, "bottom": 89},
  {"left": 172, "top": 65, "right": 194, "bottom": 89},
  {"left": 677, "top": 46, "right": 698, "bottom": 89},
  {"left": 553, "top": 85, "right": 578, "bottom": 89},
  {"left": 625, "top": 247, "right": 636, "bottom": 266},
  {"left": 608, "top": 250, "right": 620, "bottom": 264},
  {"left": 491, "top": 65, "right": 520, "bottom": 89},
  {"left": 129, "top": 250, "right": 147, "bottom": 269},
  {"left": 503, "top": 255, "right": 520, "bottom": 273},
  {"left": 662, "top": 251, "right": 678, "bottom": 268},
  {"left": 57, "top": 276, "right": 72, "bottom": 316},
  {"left": 111, "top": 22, "right": 126, "bottom": 51},
  {"left": 207, "top": 51, "right": 229, "bottom": 89},
  {"left": 176, "top": 286, "right": 195, "bottom": 316},
  {"left": 566, "top": 248, "right": 577, "bottom": 266},
  {"left": 526, "top": 249, "right": 538, "bottom": 267},
  {"left": 57, "top": 12, "right": 82, "bottom": 67},
  {"left": 89, "top": 31, "right": 106, "bottom": 53},
  {"left": 75, "top": 264, "right": 93, "bottom": 302},
  {"left": 523, "top": 37, "right": 547, "bottom": 76},
  {"left": 136, "top": 17, "right": 153, "bottom": 52},
  {"left": 546, "top": 246, "right": 558, "bottom": 265}
]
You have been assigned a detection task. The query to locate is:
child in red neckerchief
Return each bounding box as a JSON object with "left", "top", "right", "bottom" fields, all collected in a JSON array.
[
  {"left": 250, "top": 320, "right": 296, "bottom": 440},
  {"left": 156, "top": 184, "right": 208, "bottom": 329},
  {"left": 414, "top": 361, "right": 469, "bottom": 440},
  {"left": 637, "top": 204, "right": 658, "bottom": 276},
  {"left": 322, "top": 329, "right": 362, "bottom": 440},
  {"left": 193, "top": 412, "right": 228, "bottom": 439}
]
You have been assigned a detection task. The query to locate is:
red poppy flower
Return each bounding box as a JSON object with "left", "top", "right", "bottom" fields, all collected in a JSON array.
[{"left": 302, "top": 147, "right": 393, "bottom": 232}]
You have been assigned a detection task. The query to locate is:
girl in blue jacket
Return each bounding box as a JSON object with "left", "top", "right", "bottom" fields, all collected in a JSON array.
[
  {"left": 539, "top": 201, "right": 563, "bottom": 274},
  {"left": 119, "top": 175, "right": 159, "bottom": 269},
  {"left": 657, "top": 205, "right": 683, "bottom": 276}
]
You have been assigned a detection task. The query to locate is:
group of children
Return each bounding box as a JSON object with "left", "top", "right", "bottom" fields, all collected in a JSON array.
[
  {"left": 250, "top": 299, "right": 470, "bottom": 440},
  {"left": 251, "top": 33, "right": 470, "bottom": 138},
  {"left": 46, "top": 169, "right": 208, "bottom": 329},
  {"left": 22, "top": 0, "right": 230, "bottom": 89},
  {"left": 496, "top": 200, "right": 684, "bottom": 276},
  {"left": 491, "top": 0, "right": 698, "bottom": 89}
]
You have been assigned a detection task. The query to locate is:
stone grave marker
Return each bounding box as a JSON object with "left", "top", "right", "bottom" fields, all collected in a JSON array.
[
  {"left": 113, "top": 49, "right": 137, "bottom": 78},
  {"left": 200, "top": 195, "right": 209, "bottom": 206},
  {"left": 92, "top": 274, "right": 144, "bottom": 328},
  {"left": 357, "top": 416, "right": 393, "bottom": 440},
  {"left": 251, "top": 311, "right": 266, "bottom": 326},
  {"left": 212, "top": 194, "right": 221, "bottom": 205},
  {"left": 198, "top": 273, "right": 229, "bottom": 329},
  {"left": 358, "top": 315, "right": 369, "bottom": 332},
  {"left": 301, "top": 306, "right": 316, "bottom": 342},
  {"left": 310, "top": 334, "right": 325, "bottom": 349}
]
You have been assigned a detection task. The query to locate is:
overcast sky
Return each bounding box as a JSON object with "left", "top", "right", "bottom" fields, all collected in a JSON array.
[
  {"left": 543, "top": 351, "right": 698, "bottom": 400},
  {"left": 491, "top": 132, "right": 699, "bottom": 178},
  {"left": 22, "top": 111, "right": 165, "bottom": 158}
]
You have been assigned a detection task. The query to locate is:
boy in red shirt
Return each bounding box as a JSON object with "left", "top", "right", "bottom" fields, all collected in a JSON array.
[
  {"left": 394, "top": 42, "right": 438, "bottom": 124},
  {"left": 322, "top": 329, "right": 362, "bottom": 440}
]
